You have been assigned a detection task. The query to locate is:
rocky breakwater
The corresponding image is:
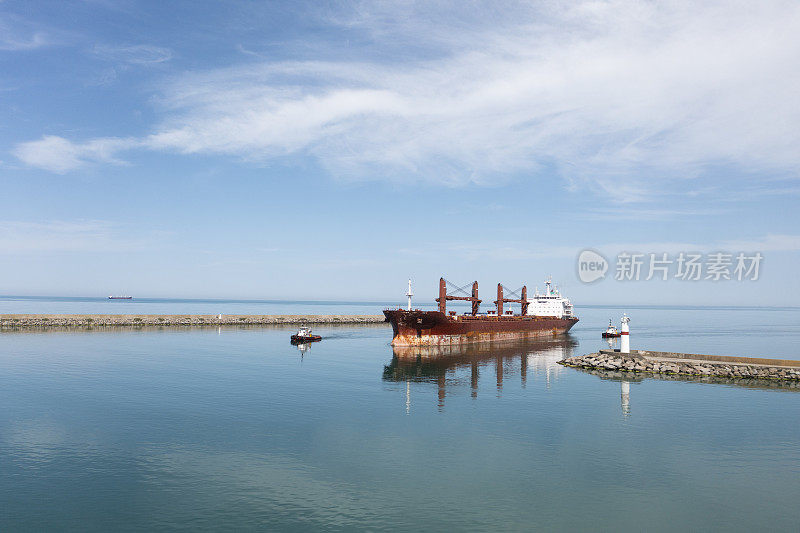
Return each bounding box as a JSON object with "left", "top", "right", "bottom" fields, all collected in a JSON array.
[
  {"left": 0, "top": 314, "right": 386, "bottom": 328},
  {"left": 559, "top": 349, "right": 800, "bottom": 381}
]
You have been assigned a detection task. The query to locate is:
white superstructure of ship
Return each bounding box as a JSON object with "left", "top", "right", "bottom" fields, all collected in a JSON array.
[{"left": 525, "top": 278, "right": 575, "bottom": 319}]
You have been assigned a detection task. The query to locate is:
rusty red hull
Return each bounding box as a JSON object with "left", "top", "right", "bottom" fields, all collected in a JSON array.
[{"left": 383, "top": 309, "right": 578, "bottom": 346}]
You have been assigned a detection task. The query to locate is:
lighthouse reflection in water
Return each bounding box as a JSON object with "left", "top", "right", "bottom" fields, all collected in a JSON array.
[{"left": 383, "top": 337, "right": 580, "bottom": 410}]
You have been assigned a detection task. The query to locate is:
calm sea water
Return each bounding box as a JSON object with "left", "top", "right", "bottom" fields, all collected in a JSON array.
[{"left": 1, "top": 299, "right": 799, "bottom": 531}]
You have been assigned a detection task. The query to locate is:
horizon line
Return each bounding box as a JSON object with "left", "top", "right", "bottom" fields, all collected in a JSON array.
[{"left": 0, "top": 294, "right": 797, "bottom": 311}]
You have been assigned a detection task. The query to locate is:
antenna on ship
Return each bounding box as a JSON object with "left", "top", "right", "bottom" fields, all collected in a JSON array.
[{"left": 406, "top": 279, "right": 414, "bottom": 311}]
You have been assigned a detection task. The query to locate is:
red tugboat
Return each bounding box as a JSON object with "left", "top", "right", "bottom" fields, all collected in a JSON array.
[
  {"left": 384, "top": 277, "right": 578, "bottom": 346},
  {"left": 291, "top": 327, "right": 322, "bottom": 344}
]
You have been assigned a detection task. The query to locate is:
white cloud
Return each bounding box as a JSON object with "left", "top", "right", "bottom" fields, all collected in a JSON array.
[
  {"left": 13, "top": 0, "right": 800, "bottom": 196},
  {"left": 12, "top": 135, "right": 137, "bottom": 173}
]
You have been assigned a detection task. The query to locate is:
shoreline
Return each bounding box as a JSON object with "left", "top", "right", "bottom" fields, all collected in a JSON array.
[{"left": 0, "top": 314, "right": 387, "bottom": 328}]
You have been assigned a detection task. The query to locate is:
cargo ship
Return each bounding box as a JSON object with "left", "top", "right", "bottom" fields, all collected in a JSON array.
[{"left": 384, "top": 277, "right": 578, "bottom": 346}]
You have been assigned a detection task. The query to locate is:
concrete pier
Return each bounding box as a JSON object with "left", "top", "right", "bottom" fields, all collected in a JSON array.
[
  {"left": 560, "top": 349, "right": 800, "bottom": 381},
  {"left": 0, "top": 314, "right": 386, "bottom": 329}
]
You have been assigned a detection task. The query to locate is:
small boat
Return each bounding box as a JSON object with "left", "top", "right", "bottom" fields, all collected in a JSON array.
[
  {"left": 108, "top": 296, "right": 133, "bottom": 300},
  {"left": 602, "top": 319, "right": 620, "bottom": 338},
  {"left": 291, "top": 327, "right": 321, "bottom": 344}
]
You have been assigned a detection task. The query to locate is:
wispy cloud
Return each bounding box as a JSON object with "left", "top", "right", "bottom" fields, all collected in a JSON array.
[
  {"left": 12, "top": 135, "right": 138, "bottom": 173},
  {"left": 400, "top": 233, "right": 800, "bottom": 262},
  {"left": 0, "top": 9, "right": 71, "bottom": 52},
  {"left": 600, "top": 234, "right": 800, "bottom": 255},
  {"left": 0, "top": 31, "right": 50, "bottom": 51},
  {"left": 12, "top": 1, "right": 800, "bottom": 200},
  {"left": 0, "top": 220, "right": 153, "bottom": 253},
  {"left": 397, "top": 242, "right": 582, "bottom": 262},
  {"left": 86, "top": 44, "right": 173, "bottom": 86},
  {"left": 91, "top": 44, "right": 172, "bottom": 64},
  {"left": 578, "top": 207, "right": 729, "bottom": 221},
  {"left": 442, "top": 243, "right": 580, "bottom": 261},
  {"left": 719, "top": 234, "right": 800, "bottom": 252}
]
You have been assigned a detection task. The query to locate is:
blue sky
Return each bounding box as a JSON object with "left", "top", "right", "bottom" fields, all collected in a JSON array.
[{"left": 1, "top": 0, "right": 799, "bottom": 305}]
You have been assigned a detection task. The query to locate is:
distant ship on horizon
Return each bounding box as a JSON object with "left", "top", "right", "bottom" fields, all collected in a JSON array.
[{"left": 108, "top": 296, "right": 133, "bottom": 300}]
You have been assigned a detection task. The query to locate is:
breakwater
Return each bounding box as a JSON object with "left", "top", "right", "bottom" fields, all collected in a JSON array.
[
  {"left": 0, "top": 314, "right": 386, "bottom": 328},
  {"left": 560, "top": 349, "right": 800, "bottom": 381}
]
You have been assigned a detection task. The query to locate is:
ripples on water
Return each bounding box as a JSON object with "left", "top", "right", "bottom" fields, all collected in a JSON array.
[{"left": 1, "top": 304, "right": 799, "bottom": 531}]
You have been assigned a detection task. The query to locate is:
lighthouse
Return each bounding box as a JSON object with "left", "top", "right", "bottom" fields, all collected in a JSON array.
[
  {"left": 406, "top": 279, "right": 414, "bottom": 311},
  {"left": 620, "top": 313, "right": 631, "bottom": 354}
]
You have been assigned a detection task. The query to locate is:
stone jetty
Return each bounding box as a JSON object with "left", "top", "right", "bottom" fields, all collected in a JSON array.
[
  {"left": 560, "top": 349, "right": 800, "bottom": 381},
  {"left": 0, "top": 314, "right": 386, "bottom": 328}
]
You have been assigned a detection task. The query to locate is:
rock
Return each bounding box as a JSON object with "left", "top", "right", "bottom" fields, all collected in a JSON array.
[{"left": 561, "top": 351, "right": 800, "bottom": 382}]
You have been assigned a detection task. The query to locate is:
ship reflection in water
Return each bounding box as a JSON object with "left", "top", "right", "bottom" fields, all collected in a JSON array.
[
  {"left": 605, "top": 336, "right": 620, "bottom": 350},
  {"left": 293, "top": 341, "right": 313, "bottom": 360},
  {"left": 383, "top": 337, "right": 578, "bottom": 410}
]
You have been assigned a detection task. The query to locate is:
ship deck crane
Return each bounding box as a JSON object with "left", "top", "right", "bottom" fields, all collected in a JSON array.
[
  {"left": 494, "top": 284, "right": 529, "bottom": 316},
  {"left": 436, "top": 278, "right": 482, "bottom": 315}
]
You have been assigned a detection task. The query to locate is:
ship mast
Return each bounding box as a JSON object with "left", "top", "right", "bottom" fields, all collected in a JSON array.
[
  {"left": 496, "top": 284, "right": 503, "bottom": 316},
  {"left": 405, "top": 279, "right": 414, "bottom": 311}
]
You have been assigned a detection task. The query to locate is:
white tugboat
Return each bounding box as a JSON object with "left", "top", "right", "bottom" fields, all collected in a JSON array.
[
  {"left": 602, "top": 319, "right": 621, "bottom": 338},
  {"left": 290, "top": 327, "right": 321, "bottom": 344}
]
